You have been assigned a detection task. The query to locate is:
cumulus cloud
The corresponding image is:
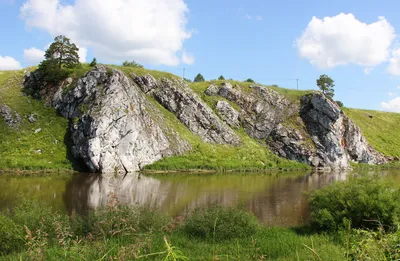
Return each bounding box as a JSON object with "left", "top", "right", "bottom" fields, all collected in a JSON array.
[
  {"left": 388, "top": 48, "right": 400, "bottom": 75},
  {"left": 23, "top": 47, "right": 44, "bottom": 65},
  {"left": 20, "top": 0, "right": 193, "bottom": 66},
  {"left": 181, "top": 50, "right": 194, "bottom": 65},
  {"left": 381, "top": 97, "right": 400, "bottom": 112},
  {"left": 388, "top": 92, "right": 396, "bottom": 97},
  {"left": 0, "top": 56, "right": 22, "bottom": 70},
  {"left": 24, "top": 45, "right": 86, "bottom": 65},
  {"left": 296, "top": 13, "right": 396, "bottom": 69}
]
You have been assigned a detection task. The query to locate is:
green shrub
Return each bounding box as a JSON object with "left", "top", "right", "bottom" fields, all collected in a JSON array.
[
  {"left": 308, "top": 177, "right": 400, "bottom": 231},
  {"left": 182, "top": 206, "right": 260, "bottom": 240},
  {"left": 0, "top": 215, "right": 24, "bottom": 255}
]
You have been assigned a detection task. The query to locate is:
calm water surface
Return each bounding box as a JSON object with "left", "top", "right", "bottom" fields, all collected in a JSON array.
[{"left": 1, "top": 170, "right": 399, "bottom": 227}]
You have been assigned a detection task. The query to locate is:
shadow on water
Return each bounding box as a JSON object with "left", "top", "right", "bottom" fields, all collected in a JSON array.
[{"left": 63, "top": 170, "right": 351, "bottom": 226}]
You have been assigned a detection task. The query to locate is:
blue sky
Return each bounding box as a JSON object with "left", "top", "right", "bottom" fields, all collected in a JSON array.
[{"left": 1, "top": 0, "right": 400, "bottom": 111}]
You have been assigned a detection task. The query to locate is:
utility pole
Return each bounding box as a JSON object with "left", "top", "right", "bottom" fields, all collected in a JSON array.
[
  {"left": 183, "top": 68, "right": 185, "bottom": 80},
  {"left": 296, "top": 78, "right": 299, "bottom": 90}
]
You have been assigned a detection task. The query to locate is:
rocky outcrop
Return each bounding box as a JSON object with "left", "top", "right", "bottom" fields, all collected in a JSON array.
[
  {"left": 134, "top": 75, "right": 241, "bottom": 145},
  {"left": 215, "top": 101, "right": 240, "bottom": 128},
  {"left": 300, "top": 94, "right": 386, "bottom": 168},
  {"left": 208, "top": 82, "right": 386, "bottom": 169},
  {"left": 49, "top": 65, "right": 190, "bottom": 173},
  {"left": 23, "top": 65, "right": 388, "bottom": 172},
  {"left": 0, "top": 105, "right": 21, "bottom": 128}
]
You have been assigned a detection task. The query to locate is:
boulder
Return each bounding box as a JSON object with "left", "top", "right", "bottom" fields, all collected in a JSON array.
[
  {"left": 205, "top": 84, "right": 219, "bottom": 96},
  {"left": 0, "top": 105, "right": 21, "bottom": 128}
]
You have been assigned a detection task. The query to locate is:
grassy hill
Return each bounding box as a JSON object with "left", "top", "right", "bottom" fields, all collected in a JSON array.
[{"left": 0, "top": 65, "right": 399, "bottom": 172}]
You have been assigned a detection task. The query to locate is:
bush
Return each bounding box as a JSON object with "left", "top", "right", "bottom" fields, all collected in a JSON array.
[
  {"left": 182, "top": 206, "right": 260, "bottom": 240},
  {"left": 122, "top": 60, "right": 143, "bottom": 68},
  {"left": 308, "top": 177, "right": 400, "bottom": 231},
  {"left": 0, "top": 215, "right": 24, "bottom": 255},
  {"left": 245, "top": 78, "right": 255, "bottom": 83}
]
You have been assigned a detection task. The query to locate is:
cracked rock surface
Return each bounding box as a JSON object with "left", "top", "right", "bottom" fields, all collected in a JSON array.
[{"left": 48, "top": 65, "right": 190, "bottom": 173}]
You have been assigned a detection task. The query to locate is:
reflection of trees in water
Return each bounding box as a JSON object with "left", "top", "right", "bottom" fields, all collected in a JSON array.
[{"left": 63, "top": 171, "right": 349, "bottom": 226}]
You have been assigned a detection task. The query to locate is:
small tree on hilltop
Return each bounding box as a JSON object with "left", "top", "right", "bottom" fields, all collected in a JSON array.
[
  {"left": 194, "top": 73, "right": 205, "bottom": 82},
  {"left": 245, "top": 78, "right": 255, "bottom": 83},
  {"left": 218, "top": 75, "right": 225, "bottom": 80},
  {"left": 38, "top": 35, "right": 80, "bottom": 84},
  {"left": 316, "top": 74, "right": 335, "bottom": 99},
  {"left": 45, "top": 35, "right": 80, "bottom": 70},
  {"left": 90, "top": 58, "right": 97, "bottom": 67}
]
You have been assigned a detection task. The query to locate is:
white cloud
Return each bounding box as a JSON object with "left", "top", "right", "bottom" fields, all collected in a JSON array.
[
  {"left": 181, "top": 50, "right": 194, "bottom": 65},
  {"left": 0, "top": 56, "right": 22, "bottom": 70},
  {"left": 20, "top": 0, "right": 193, "bottom": 66},
  {"left": 78, "top": 47, "right": 87, "bottom": 63},
  {"left": 255, "top": 15, "right": 263, "bottom": 21},
  {"left": 23, "top": 47, "right": 44, "bottom": 65},
  {"left": 381, "top": 97, "right": 400, "bottom": 112},
  {"left": 388, "top": 48, "right": 400, "bottom": 75},
  {"left": 364, "top": 68, "right": 373, "bottom": 75},
  {"left": 296, "top": 13, "right": 396, "bottom": 69},
  {"left": 397, "top": 85, "right": 400, "bottom": 90},
  {"left": 388, "top": 92, "right": 396, "bottom": 97}
]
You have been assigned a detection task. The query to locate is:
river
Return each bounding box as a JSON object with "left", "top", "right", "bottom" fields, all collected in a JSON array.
[{"left": 0, "top": 170, "right": 399, "bottom": 227}]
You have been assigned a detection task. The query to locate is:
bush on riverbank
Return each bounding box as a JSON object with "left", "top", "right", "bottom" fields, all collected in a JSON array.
[
  {"left": 308, "top": 177, "right": 400, "bottom": 231},
  {"left": 182, "top": 206, "right": 260, "bottom": 240}
]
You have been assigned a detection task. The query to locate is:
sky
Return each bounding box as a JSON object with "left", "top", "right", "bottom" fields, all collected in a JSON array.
[{"left": 1, "top": 0, "right": 400, "bottom": 112}]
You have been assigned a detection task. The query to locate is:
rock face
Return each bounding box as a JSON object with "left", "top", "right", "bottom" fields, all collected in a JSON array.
[
  {"left": 50, "top": 65, "right": 190, "bottom": 173},
  {"left": 211, "top": 82, "right": 386, "bottom": 169},
  {"left": 134, "top": 75, "right": 241, "bottom": 145},
  {"left": 215, "top": 101, "right": 240, "bottom": 128},
  {"left": 0, "top": 105, "right": 21, "bottom": 128}
]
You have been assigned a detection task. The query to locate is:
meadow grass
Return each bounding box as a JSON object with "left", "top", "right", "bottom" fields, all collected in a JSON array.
[{"left": 0, "top": 70, "right": 72, "bottom": 170}]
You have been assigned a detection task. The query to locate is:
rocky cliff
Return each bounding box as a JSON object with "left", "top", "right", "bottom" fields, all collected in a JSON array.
[{"left": 22, "top": 66, "right": 388, "bottom": 173}]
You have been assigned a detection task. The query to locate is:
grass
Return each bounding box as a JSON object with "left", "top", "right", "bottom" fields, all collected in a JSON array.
[
  {"left": 0, "top": 199, "right": 347, "bottom": 261},
  {"left": 0, "top": 70, "right": 73, "bottom": 170},
  {"left": 343, "top": 108, "right": 400, "bottom": 157}
]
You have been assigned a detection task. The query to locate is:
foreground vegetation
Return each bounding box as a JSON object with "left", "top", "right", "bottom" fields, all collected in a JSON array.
[{"left": 1, "top": 176, "right": 400, "bottom": 260}]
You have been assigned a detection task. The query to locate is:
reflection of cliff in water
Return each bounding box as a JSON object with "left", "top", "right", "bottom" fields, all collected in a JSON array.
[{"left": 64, "top": 171, "right": 348, "bottom": 226}]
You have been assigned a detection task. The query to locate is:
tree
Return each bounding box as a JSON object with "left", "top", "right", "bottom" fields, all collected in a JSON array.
[
  {"left": 183, "top": 78, "right": 192, "bottom": 83},
  {"left": 245, "top": 78, "right": 255, "bottom": 83},
  {"left": 122, "top": 60, "right": 143, "bottom": 68},
  {"left": 38, "top": 35, "right": 80, "bottom": 84},
  {"left": 336, "top": 100, "right": 344, "bottom": 108},
  {"left": 194, "top": 73, "right": 205, "bottom": 82},
  {"left": 218, "top": 75, "right": 225, "bottom": 80},
  {"left": 316, "top": 74, "right": 335, "bottom": 99},
  {"left": 90, "top": 58, "right": 97, "bottom": 67},
  {"left": 44, "top": 35, "right": 80, "bottom": 70}
]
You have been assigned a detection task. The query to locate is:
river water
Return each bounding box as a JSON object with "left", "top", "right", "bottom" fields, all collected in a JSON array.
[{"left": 0, "top": 170, "right": 399, "bottom": 227}]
